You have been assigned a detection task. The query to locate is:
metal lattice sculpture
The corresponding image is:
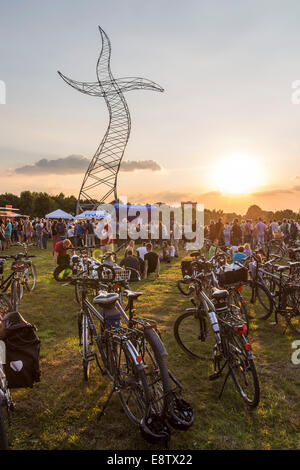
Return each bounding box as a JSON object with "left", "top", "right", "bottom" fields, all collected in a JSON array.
[{"left": 58, "top": 26, "right": 164, "bottom": 213}]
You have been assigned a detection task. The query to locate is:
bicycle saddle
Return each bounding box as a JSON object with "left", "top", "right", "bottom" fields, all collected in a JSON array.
[
  {"left": 289, "top": 261, "right": 300, "bottom": 267},
  {"left": 93, "top": 291, "right": 119, "bottom": 305},
  {"left": 123, "top": 289, "right": 143, "bottom": 299},
  {"left": 190, "top": 251, "right": 201, "bottom": 258},
  {"left": 277, "top": 266, "right": 289, "bottom": 273},
  {"left": 211, "top": 288, "right": 229, "bottom": 300}
]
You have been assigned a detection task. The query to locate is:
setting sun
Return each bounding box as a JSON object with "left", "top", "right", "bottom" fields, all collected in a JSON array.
[{"left": 212, "top": 154, "right": 264, "bottom": 194}]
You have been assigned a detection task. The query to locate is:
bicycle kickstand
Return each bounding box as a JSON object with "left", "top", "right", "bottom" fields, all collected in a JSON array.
[
  {"left": 97, "top": 383, "right": 117, "bottom": 421},
  {"left": 218, "top": 369, "right": 231, "bottom": 400}
]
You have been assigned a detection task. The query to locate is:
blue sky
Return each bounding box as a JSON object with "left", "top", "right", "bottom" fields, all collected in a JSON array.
[{"left": 1, "top": 0, "right": 300, "bottom": 212}]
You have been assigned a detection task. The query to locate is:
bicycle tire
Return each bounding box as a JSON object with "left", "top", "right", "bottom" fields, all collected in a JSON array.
[
  {"left": 11, "top": 280, "right": 21, "bottom": 311},
  {"left": 174, "top": 309, "right": 215, "bottom": 360},
  {"left": 82, "top": 313, "right": 92, "bottom": 381},
  {"left": 284, "top": 287, "right": 300, "bottom": 335},
  {"left": 227, "top": 333, "right": 260, "bottom": 408},
  {"left": 227, "top": 288, "right": 249, "bottom": 332},
  {"left": 116, "top": 341, "right": 150, "bottom": 426},
  {"left": 24, "top": 262, "right": 37, "bottom": 291},
  {"left": 53, "top": 265, "right": 72, "bottom": 282},
  {"left": 242, "top": 280, "right": 273, "bottom": 320},
  {"left": 0, "top": 398, "right": 8, "bottom": 450}
]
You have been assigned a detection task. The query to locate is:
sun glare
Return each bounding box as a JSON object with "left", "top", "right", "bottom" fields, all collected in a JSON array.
[{"left": 212, "top": 154, "right": 263, "bottom": 194}]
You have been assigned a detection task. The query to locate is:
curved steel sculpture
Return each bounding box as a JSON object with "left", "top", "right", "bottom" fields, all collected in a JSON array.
[{"left": 58, "top": 26, "right": 164, "bottom": 214}]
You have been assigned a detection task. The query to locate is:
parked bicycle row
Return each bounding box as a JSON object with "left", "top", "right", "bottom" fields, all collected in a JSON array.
[{"left": 0, "top": 239, "right": 299, "bottom": 449}]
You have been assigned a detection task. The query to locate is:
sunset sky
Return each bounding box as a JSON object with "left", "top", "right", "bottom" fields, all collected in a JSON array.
[{"left": 1, "top": 0, "right": 300, "bottom": 213}]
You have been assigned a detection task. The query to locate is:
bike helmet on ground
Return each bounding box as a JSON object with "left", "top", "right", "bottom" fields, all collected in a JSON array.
[
  {"left": 166, "top": 395, "right": 194, "bottom": 430},
  {"left": 139, "top": 414, "right": 170, "bottom": 446}
]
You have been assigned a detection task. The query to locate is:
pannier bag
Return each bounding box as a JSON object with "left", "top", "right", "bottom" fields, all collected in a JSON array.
[
  {"left": 217, "top": 263, "right": 248, "bottom": 287},
  {"left": 0, "top": 311, "right": 41, "bottom": 389},
  {"left": 102, "top": 301, "right": 122, "bottom": 328}
]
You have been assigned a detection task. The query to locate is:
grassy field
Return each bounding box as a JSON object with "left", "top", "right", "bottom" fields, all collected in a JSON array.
[{"left": 3, "top": 244, "right": 300, "bottom": 450}]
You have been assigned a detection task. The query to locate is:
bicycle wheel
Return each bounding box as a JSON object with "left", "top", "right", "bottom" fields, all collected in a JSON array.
[
  {"left": 284, "top": 289, "right": 300, "bottom": 334},
  {"left": 53, "top": 265, "right": 72, "bottom": 282},
  {"left": 116, "top": 341, "right": 150, "bottom": 425},
  {"left": 0, "top": 294, "right": 12, "bottom": 317},
  {"left": 174, "top": 309, "right": 215, "bottom": 360},
  {"left": 227, "top": 333, "right": 260, "bottom": 408},
  {"left": 11, "top": 280, "right": 22, "bottom": 310},
  {"left": 24, "top": 263, "right": 37, "bottom": 291},
  {"left": 227, "top": 288, "right": 249, "bottom": 331},
  {"left": 242, "top": 281, "right": 273, "bottom": 320},
  {"left": 81, "top": 313, "right": 92, "bottom": 381},
  {"left": 0, "top": 398, "right": 8, "bottom": 450}
]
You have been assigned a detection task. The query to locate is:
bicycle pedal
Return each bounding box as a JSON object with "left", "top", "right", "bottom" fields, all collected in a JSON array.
[{"left": 209, "top": 371, "right": 222, "bottom": 381}]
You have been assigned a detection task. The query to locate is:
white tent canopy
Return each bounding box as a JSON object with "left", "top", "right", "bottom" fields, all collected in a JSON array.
[
  {"left": 76, "top": 210, "right": 111, "bottom": 220},
  {"left": 45, "top": 209, "right": 74, "bottom": 220}
]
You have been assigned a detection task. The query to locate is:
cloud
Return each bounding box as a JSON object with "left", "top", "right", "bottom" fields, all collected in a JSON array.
[
  {"left": 14, "top": 156, "right": 162, "bottom": 176},
  {"left": 15, "top": 155, "right": 89, "bottom": 175},
  {"left": 120, "top": 160, "right": 161, "bottom": 172},
  {"left": 252, "top": 189, "right": 294, "bottom": 197}
]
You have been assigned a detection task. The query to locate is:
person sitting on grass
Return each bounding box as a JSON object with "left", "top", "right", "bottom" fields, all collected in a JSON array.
[
  {"left": 208, "top": 238, "right": 219, "bottom": 259},
  {"left": 144, "top": 242, "right": 160, "bottom": 279},
  {"left": 159, "top": 241, "right": 171, "bottom": 263},
  {"left": 120, "top": 248, "right": 140, "bottom": 281},
  {"left": 233, "top": 246, "right": 247, "bottom": 264}
]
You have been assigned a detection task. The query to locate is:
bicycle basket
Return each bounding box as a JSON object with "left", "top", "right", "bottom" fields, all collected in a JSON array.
[
  {"left": 11, "top": 261, "right": 28, "bottom": 272},
  {"left": 217, "top": 263, "right": 248, "bottom": 287},
  {"left": 181, "top": 260, "right": 208, "bottom": 278},
  {"left": 114, "top": 268, "right": 131, "bottom": 282}
]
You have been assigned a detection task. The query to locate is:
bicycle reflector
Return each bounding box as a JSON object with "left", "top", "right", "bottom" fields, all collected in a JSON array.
[
  {"left": 136, "top": 355, "right": 142, "bottom": 363},
  {"left": 234, "top": 324, "right": 248, "bottom": 334},
  {"left": 244, "top": 343, "right": 252, "bottom": 351}
]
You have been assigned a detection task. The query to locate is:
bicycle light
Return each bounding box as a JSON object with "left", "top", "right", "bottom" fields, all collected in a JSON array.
[{"left": 234, "top": 324, "right": 248, "bottom": 334}]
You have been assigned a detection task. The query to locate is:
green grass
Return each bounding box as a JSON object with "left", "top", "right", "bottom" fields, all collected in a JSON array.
[{"left": 2, "top": 245, "right": 300, "bottom": 450}]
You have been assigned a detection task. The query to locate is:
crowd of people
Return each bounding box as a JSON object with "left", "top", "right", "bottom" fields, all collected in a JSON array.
[{"left": 205, "top": 217, "right": 300, "bottom": 249}]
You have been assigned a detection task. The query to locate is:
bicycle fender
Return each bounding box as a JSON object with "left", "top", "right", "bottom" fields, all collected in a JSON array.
[{"left": 144, "top": 328, "right": 168, "bottom": 357}]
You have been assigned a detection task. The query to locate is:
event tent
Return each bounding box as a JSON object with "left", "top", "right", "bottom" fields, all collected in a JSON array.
[
  {"left": 76, "top": 210, "right": 111, "bottom": 220},
  {"left": 45, "top": 209, "right": 74, "bottom": 219}
]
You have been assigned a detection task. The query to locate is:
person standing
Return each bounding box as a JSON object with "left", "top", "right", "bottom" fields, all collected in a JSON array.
[
  {"left": 35, "top": 220, "right": 43, "bottom": 249},
  {"left": 56, "top": 218, "right": 67, "bottom": 242},
  {"left": 215, "top": 218, "right": 224, "bottom": 246},
  {"left": 4, "top": 219, "right": 12, "bottom": 249},
  {"left": 223, "top": 223, "right": 231, "bottom": 247},
  {"left": 231, "top": 219, "right": 242, "bottom": 246},
  {"left": 256, "top": 218, "right": 266, "bottom": 248},
  {"left": 42, "top": 224, "right": 49, "bottom": 249},
  {"left": 85, "top": 219, "right": 96, "bottom": 247}
]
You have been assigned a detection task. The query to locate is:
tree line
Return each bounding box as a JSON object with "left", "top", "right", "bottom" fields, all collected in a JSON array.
[{"left": 0, "top": 191, "right": 77, "bottom": 218}]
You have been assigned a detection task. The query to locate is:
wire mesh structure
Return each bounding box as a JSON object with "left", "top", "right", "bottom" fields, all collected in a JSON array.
[{"left": 58, "top": 26, "right": 164, "bottom": 214}]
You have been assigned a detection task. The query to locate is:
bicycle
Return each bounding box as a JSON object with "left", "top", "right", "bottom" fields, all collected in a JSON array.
[
  {"left": 174, "top": 271, "right": 260, "bottom": 408},
  {"left": 11, "top": 242, "right": 37, "bottom": 291},
  {"left": 68, "top": 265, "right": 193, "bottom": 441},
  {"left": 71, "top": 276, "right": 172, "bottom": 443},
  {"left": 0, "top": 254, "right": 36, "bottom": 310}
]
